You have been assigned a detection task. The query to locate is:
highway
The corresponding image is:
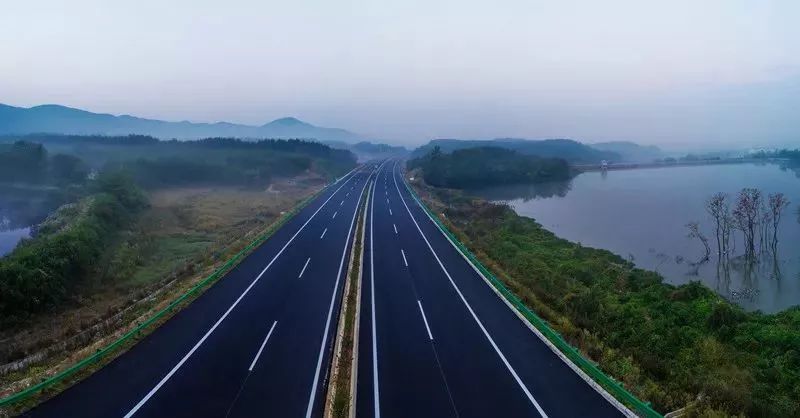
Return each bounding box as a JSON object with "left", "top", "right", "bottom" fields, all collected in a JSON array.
[
  {"left": 356, "top": 160, "right": 629, "bottom": 418},
  {"left": 23, "top": 165, "right": 376, "bottom": 418}
]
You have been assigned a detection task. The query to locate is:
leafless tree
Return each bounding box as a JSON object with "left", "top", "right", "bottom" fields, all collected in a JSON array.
[
  {"left": 758, "top": 200, "right": 771, "bottom": 255},
  {"left": 768, "top": 193, "right": 790, "bottom": 249},
  {"left": 732, "top": 188, "right": 762, "bottom": 259},
  {"left": 705, "top": 193, "right": 728, "bottom": 256},
  {"left": 686, "top": 221, "right": 710, "bottom": 262}
]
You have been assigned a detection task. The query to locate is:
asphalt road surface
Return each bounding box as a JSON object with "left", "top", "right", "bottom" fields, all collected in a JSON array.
[
  {"left": 23, "top": 165, "right": 375, "bottom": 418},
  {"left": 356, "top": 160, "right": 627, "bottom": 418}
]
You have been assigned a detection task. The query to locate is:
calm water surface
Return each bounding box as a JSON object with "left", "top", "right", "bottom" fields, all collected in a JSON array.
[
  {"left": 0, "top": 225, "right": 31, "bottom": 256},
  {"left": 471, "top": 163, "right": 800, "bottom": 313},
  {"left": 0, "top": 187, "right": 62, "bottom": 256}
]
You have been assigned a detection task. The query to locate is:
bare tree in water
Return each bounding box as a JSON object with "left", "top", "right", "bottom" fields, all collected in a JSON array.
[
  {"left": 732, "top": 188, "right": 762, "bottom": 259},
  {"left": 686, "top": 221, "right": 711, "bottom": 262},
  {"left": 705, "top": 193, "right": 728, "bottom": 256},
  {"left": 759, "top": 199, "right": 771, "bottom": 255},
  {"left": 768, "top": 193, "right": 790, "bottom": 250}
]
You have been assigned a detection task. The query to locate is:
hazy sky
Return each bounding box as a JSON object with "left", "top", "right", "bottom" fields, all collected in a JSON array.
[{"left": 2, "top": 0, "right": 798, "bottom": 148}]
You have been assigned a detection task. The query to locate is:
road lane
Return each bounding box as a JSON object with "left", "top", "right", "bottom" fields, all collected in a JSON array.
[
  {"left": 357, "top": 162, "right": 461, "bottom": 418},
  {"left": 23, "top": 166, "right": 372, "bottom": 418},
  {"left": 357, "top": 160, "right": 628, "bottom": 418}
]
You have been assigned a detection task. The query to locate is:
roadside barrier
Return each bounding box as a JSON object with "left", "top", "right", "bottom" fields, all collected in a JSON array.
[
  {"left": 0, "top": 180, "right": 335, "bottom": 409},
  {"left": 402, "top": 179, "right": 663, "bottom": 418}
]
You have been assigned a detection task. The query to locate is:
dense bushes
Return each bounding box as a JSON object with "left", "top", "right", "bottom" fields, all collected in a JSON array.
[
  {"left": 0, "top": 171, "right": 148, "bottom": 323},
  {"left": 419, "top": 186, "right": 799, "bottom": 417},
  {"left": 408, "top": 146, "right": 571, "bottom": 188}
]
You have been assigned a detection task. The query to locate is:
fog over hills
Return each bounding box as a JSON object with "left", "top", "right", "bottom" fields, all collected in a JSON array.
[
  {"left": 590, "top": 141, "right": 665, "bottom": 162},
  {"left": 0, "top": 103, "right": 364, "bottom": 142}
]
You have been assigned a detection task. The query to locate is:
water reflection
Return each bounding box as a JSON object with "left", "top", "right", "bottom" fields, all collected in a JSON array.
[
  {"left": 0, "top": 186, "right": 65, "bottom": 255},
  {"left": 471, "top": 163, "right": 800, "bottom": 313},
  {"left": 467, "top": 179, "right": 573, "bottom": 202}
]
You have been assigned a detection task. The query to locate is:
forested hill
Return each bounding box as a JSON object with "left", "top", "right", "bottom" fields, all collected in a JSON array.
[
  {"left": 411, "top": 138, "right": 619, "bottom": 163},
  {"left": 407, "top": 146, "right": 571, "bottom": 188}
]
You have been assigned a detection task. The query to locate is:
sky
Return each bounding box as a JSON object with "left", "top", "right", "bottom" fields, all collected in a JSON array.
[{"left": 1, "top": 0, "right": 799, "bottom": 149}]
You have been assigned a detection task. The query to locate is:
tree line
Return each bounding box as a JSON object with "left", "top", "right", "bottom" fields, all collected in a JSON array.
[
  {"left": 407, "top": 146, "right": 572, "bottom": 188},
  {"left": 0, "top": 141, "right": 89, "bottom": 185}
]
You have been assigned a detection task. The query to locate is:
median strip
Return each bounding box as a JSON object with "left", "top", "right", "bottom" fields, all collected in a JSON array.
[{"left": 323, "top": 177, "right": 369, "bottom": 418}]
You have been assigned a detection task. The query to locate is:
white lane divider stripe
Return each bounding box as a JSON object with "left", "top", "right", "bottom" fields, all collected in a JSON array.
[
  {"left": 401, "top": 249, "right": 408, "bottom": 267},
  {"left": 304, "top": 165, "right": 375, "bottom": 418},
  {"left": 122, "top": 168, "right": 362, "bottom": 418},
  {"left": 340, "top": 200, "right": 344, "bottom": 206},
  {"left": 389, "top": 208, "right": 392, "bottom": 216},
  {"left": 393, "top": 224, "right": 397, "bottom": 234},
  {"left": 369, "top": 163, "right": 388, "bottom": 418},
  {"left": 320, "top": 228, "right": 327, "bottom": 239},
  {"left": 392, "top": 162, "right": 550, "bottom": 418},
  {"left": 299, "top": 257, "right": 311, "bottom": 278},
  {"left": 248, "top": 321, "right": 278, "bottom": 371},
  {"left": 332, "top": 211, "right": 338, "bottom": 219},
  {"left": 417, "top": 301, "right": 433, "bottom": 341}
]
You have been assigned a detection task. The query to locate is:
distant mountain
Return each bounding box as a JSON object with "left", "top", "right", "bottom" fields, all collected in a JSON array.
[
  {"left": 0, "top": 103, "right": 364, "bottom": 142},
  {"left": 322, "top": 140, "right": 408, "bottom": 162},
  {"left": 412, "top": 138, "right": 619, "bottom": 163},
  {"left": 590, "top": 141, "right": 663, "bottom": 162}
]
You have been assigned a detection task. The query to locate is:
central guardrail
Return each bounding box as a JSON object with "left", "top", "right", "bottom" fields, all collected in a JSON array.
[{"left": 402, "top": 177, "right": 662, "bottom": 418}]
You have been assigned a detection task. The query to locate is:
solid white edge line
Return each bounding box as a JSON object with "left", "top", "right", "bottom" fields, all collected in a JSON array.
[
  {"left": 400, "top": 249, "right": 408, "bottom": 267},
  {"left": 303, "top": 165, "right": 374, "bottom": 418},
  {"left": 398, "top": 168, "right": 637, "bottom": 418},
  {"left": 299, "top": 257, "right": 311, "bottom": 278},
  {"left": 391, "top": 162, "right": 550, "bottom": 418},
  {"left": 122, "top": 167, "right": 362, "bottom": 418},
  {"left": 370, "top": 163, "right": 387, "bottom": 418},
  {"left": 417, "top": 300, "right": 434, "bottom": 341},
  {"left": 320, "top": 228, "right": 328, "bottom": 239},
  {"left": 248, "top": 321, "right": 278, "bottom": 371}
]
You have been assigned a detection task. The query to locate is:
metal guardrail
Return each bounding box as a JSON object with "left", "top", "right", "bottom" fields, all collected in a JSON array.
[
  {"left": 0, "top": 184, "right": 328, "bottom": 409},
  {"left": 402, "top": 179, "right": 663, "bottom": 418}
]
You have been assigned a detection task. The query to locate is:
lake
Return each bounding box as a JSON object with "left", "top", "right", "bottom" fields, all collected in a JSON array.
[
  {"left": 471, "top": 162, "right": 800, "bottom": 313},
  {"left": 0, "top": 225, "right": 31, "bottom": 256},
  {"left": 0, "top": 185, "right": 65, "bottom": 257}
]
